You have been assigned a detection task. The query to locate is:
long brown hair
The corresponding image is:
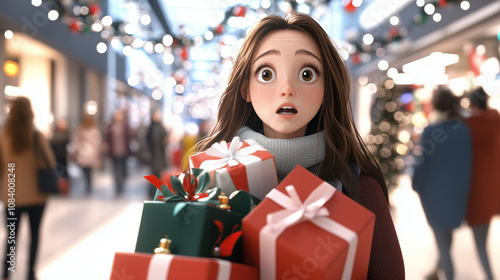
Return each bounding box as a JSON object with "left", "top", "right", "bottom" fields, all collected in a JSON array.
[
  {"left": 5, "top": 96, "right": 34, "bottom": 154},
  {"left": 198, "top": 13, "right": 388, "bottom": 202}
]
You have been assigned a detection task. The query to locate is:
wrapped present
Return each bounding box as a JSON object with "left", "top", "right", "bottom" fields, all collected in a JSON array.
[
  {"left": 110, "top": 252, "right": 258, "bottom": 280},
  {"left": 136, "top": 171, "right": 248, "bottom": 262},
  {"left": 189, "top": 137, "right": 277, "bottom": 200},
  {"left": 242, "top": 165, "right": 376, "bottom": 280}
]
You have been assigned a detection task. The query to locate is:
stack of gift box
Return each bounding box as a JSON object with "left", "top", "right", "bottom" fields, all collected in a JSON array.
[{"left": 110, "top": 137, "right": 376, "bottom": 280}]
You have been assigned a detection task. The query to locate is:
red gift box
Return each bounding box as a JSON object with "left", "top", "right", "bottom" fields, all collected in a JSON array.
[
  {"left": 110, "top": 252, "right": 258, "bottom": 280},
  {"left": 242, "top": 165, "right": 375, "bottom": 280},
  {"left": 189, "top": 137, "right": 277, "bottom": 200}
]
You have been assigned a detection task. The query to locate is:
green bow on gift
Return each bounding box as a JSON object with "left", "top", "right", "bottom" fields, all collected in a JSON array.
[{"left": 145, "top": 168, "right": 221, "bottom": 215}]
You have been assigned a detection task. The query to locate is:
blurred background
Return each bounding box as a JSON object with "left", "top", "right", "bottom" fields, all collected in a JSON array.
[{"left": 0, "top": 0, "right": 499, "bottom": 279}]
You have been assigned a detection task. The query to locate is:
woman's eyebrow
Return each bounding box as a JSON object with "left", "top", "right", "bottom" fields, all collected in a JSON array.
[
  {"left": 252, "top": 49, "right": 280, "bottom": 65},
  {"left": 295, "top": 49, "right": 322, "bottom": 64}
]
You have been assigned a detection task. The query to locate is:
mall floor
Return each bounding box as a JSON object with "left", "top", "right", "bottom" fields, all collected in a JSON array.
[{"left": 1, "top": 159, "right": 499, "bottom": 280}]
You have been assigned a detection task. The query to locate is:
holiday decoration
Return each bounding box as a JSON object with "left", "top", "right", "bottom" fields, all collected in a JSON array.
[
  {"left": 343, "top": 0, "right": 359, "bottom": 13},
  {"left": 344, "top": 0, "right": 472, "bottom": 66},
  {"left": 367, "top": 84, "right": 412, "bottom": 188}
]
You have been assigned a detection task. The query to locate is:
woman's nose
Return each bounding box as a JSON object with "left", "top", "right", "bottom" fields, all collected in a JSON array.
[{"left": 280, "top": 79, "right": 295, "bottom": 97}]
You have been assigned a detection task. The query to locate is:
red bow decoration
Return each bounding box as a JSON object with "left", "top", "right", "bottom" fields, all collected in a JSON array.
[
  {"left": 212, "top": 220, "right": 242, "bottom": 258},
  {"left": 144, "top": 168, "right": 211, "bottom": 202}
]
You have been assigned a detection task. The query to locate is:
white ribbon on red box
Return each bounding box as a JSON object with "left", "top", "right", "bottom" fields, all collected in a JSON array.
[
  {"left": 200, "top": 137, "right": 264, "bottom": 170},
  {"left": 197, "top": 136, "right": 276, "bottom": 199},
  {"left": 259, "top": 183, "right": 358, "bottom": 280},
  {"left": 146, "top": 254, "right": 231, "bottom": 280}
]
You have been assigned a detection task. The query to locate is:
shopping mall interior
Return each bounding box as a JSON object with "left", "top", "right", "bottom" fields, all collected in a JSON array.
[{"left": 0, "top": 0, "right": 499, "bottom": 279}]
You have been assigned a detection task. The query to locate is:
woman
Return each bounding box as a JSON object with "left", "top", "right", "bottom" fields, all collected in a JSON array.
[
  {"left": 412, "top": 86, "right": 472, "bottom": 279},
  {"left": 71, "top": 113, "right": 102, "bottom": 194},
  {"left": 197, "top": 13, "right": 405, "bottom": 279},
  {"left": 464, "top": 87, "right": 500, "bottom": 280},
  {"left": 0, "top": 96, "right": 53, "bottom": 280}
]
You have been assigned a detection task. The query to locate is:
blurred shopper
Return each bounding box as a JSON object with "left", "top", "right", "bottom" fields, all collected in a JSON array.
[
  {"left": 144, "top": 110, "right": 168, "bottom": 198},
  {"left": 70, "top": 113, "right": 102, "bottom": 194},
  {"left": 104, "top": 109, "right": 132, "bottom": 196},
  {"left": 0, "top": 96, "right": 52, "bottom": 280},
  {"left": 411, "top": 87, "right": 472, "bottom": 280},
  {"left": 50, "top": 118, "right": 70, "bottom": 180},
  {"left": 464, "top": 87, "right": 500, "bottom": 280}
]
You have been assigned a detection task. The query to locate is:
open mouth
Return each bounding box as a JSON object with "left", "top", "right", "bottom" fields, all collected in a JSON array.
[{"left": 276, "top": 106, "right": 298, "bottom": 115}]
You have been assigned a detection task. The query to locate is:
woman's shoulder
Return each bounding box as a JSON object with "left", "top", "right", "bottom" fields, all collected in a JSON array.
[{"left": 358, "top": 173, "right": 389, "bottom": 210}]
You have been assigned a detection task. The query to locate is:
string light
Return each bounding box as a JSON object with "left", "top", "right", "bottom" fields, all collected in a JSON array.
[
  {"left": 163, "top": 53, "right": 175, "bottom": 65},
  {"left": 352, "top": 0, "right": 363, "bottom": 8},
  {"left": 378, "top": 60, "right": 389, "bottom": 71},
  {"left": 362, "top": 33, "right": 374, "bottom": 45},
  {"left": 261, "top": 0, "right": 271, "bottom": 9},
  {"left": 96, "top": 42, "right": 107, "bottom": 54},
  {"left": 140, "top": 14, "right": 151, "bottom": 25},
  {"left": 101, "top": 15, "right": 113, "bottom": 26},
  {"left": 48, "top": 10, "right": 59, "bottom": 21},
  {"left": 433, "top": 13, "right": 442, "bottom": 22},
  {"left": 162, "top": 35, "right": 173, "bottom": 47},
  {"left": 460, "top": 1, "right": 470, "bottom": 10},
  {"left": 389, "top": 16, "right": 400, "bottom": 26},
  {"left": 204, "top": 31, "right": 214, "bottom": 41},
  {"left": 424, "top": 4, "right": 435, "bottom": 15},
  {"left": 4, "top": 30, "right": 13, "bottom": 40}
]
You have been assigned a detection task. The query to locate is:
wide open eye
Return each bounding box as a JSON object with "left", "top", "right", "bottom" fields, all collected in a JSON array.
[
  {"left": 257, "top": 67, "right": 276, "bottom": 83},
  {"left": 299, "top": 67, "right": 317, "bottom": 82}
]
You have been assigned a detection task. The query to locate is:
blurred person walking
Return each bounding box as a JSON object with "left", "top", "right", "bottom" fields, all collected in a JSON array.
[
  {"left": 104, "top": 109, "right": 132, "bottom": 196},
  {"left": 0, "top": 96, "right": 53, "bottom": 280},
  {"left": 50, "top": 118, "right": 70, "bottom": 180},
  {"left": 70, "top": 113, "right": 102, "bottom": 194},
  {"left": 464, "top": 87, "right": 500, "bottom": 280},
  {"left": 411, "top": 87, "right": 472, "bottom": 280},
  {"left": 144, "top": 110, "right": 168, "bottom": 198}
]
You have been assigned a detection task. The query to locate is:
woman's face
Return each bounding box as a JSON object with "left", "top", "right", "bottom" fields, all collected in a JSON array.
[{"left": 247, "top": 30, "right": 324, "bottom": 139}]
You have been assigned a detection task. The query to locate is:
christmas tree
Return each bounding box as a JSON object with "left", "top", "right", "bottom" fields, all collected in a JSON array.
[{"left": 366, "top": 82, "right": 413, "bottom": 189}]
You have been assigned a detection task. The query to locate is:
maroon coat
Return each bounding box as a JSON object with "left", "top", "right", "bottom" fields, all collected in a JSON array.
[
  {"left": 465, "top": 109, "right": 500, "bottom": 226},
  {"left": 359, "top": 173, "right": 405, "bottom": 279}
]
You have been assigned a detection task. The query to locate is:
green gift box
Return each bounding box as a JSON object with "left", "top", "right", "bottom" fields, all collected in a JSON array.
[
  {"left": 136, "top": 171, "right": 258, "bottom": 263},
  {"left": 135, "top": 200, "right": 244, "bottom": 261}
]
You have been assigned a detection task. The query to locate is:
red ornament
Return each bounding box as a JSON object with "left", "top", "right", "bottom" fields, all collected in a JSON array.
[
  {"left": 233, "top": 5, "right": 246, "bottom": 17},
  {"left": 215, "top": 24, "right": 224, "bottom": 35},
  {"left": 469, "top": 47, "right": 486, "bottom": 76},
  {"left": 180, "top": 47, "right": 189, "bottom": 60},
  {"left": 389, "top": 27, "right": 399, "bottom": 38},
  {"left": 344, "top": 0, "right": 357, "bottom": 12},
  {"left": 352, "top": 53, "right": 360, "bottom": 64},
  {"left": 68, "top": 19, "right": 81, "bottom": 33},
  {"left": 88, "top": 3, "right": 101, "bottom": 16},
  {"left": 438, "top": 0, "right": 447, "bottom": 7}
]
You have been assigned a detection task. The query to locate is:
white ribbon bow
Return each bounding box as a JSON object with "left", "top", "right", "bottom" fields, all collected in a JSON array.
[
  {"left": 266, "top": 184, "right": 334, "bottom": 232},
  {"left": 200, "top": 137, "right": 261, "bottom": 171},
  {"left": 260, "top": 183, "right": 358, "bottom": 280}
]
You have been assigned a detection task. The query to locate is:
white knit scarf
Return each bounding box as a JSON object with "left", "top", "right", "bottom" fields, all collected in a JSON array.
[{"left": 236, "top": 126, "right": 325, "bottom": 181}]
